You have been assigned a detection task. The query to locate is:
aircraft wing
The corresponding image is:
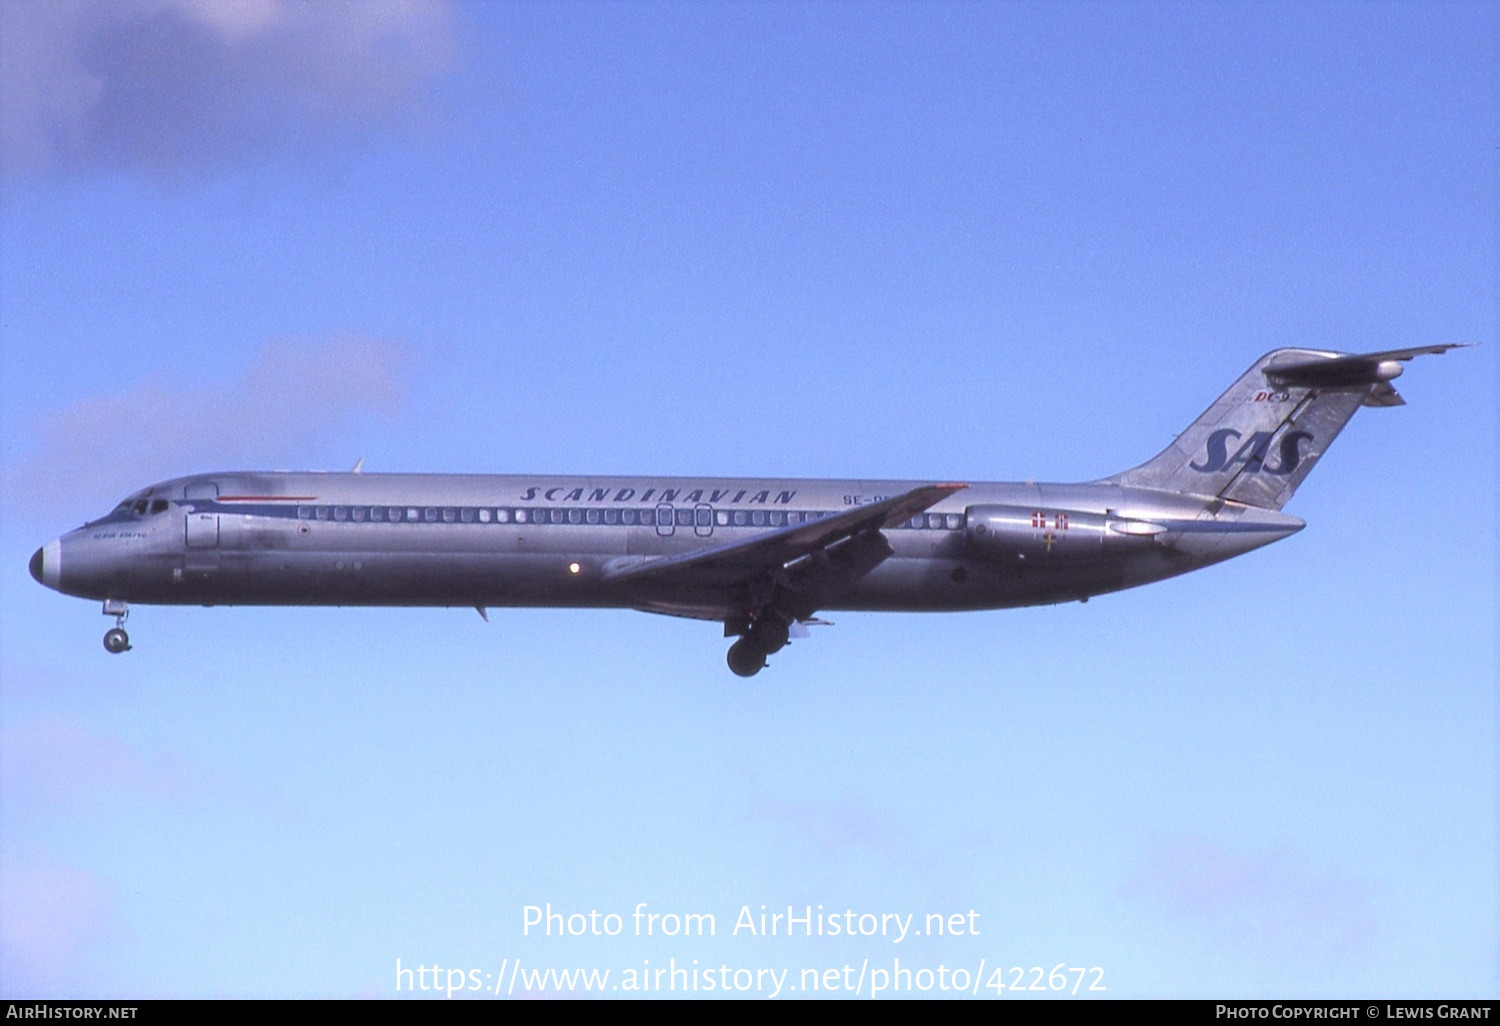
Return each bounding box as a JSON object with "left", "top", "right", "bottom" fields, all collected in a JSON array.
[{"left": 601, "top": 483, "right": 967, "bottom": 589}]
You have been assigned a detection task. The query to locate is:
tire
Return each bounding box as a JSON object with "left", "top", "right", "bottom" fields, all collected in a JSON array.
[
  {"left": 751, "top": 618, "right": 790, "bottom": 654},
  {"left": 726, "top": 638, "right": 766, "bottom": 677},
  {"left": 103, "top": 628, "right": 131, "bottom": 654}
]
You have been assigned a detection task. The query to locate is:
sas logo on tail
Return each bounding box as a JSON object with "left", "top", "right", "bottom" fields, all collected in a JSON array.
[{"left": 1190, "top": 429, "right": 1314, "bottom": 476}]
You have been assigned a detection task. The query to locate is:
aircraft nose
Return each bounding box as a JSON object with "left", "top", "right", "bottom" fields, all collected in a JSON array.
[{"left": 30, "top": 539, "right": 61, "bottom": 590}]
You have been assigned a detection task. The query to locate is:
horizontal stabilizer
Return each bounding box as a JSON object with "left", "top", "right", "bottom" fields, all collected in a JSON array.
[{"left": 1265, "top": 344, "right": 1467, "bottom": 388}]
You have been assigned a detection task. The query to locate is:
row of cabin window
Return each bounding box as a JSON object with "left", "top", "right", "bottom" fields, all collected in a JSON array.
[{"left": 294, "top": 505, "right": 966, "bottom": 531}]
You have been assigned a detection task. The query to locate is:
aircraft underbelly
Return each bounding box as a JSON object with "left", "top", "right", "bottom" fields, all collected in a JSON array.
[{"left": 80, "top": 506, "right": 1210, "bottom": 616}]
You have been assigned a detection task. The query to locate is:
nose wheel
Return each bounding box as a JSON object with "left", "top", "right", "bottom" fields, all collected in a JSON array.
[{"left": 102, "top": 599, "right": 131, "bottom": 654}]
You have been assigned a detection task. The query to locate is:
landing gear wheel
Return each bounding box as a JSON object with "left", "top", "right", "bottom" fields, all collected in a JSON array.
[
  {"left": 726, "top": 638, "right": 766, "bottom": 677},
  {"left": 103, "top": 628, "right": 131, "bottom": 654}
]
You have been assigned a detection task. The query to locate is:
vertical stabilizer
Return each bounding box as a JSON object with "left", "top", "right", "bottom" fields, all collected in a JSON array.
[{"left": 1104, "top": 345, "right": 1462, "bottom": 510}]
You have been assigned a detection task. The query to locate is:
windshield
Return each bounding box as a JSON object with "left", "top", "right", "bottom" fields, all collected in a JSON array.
[{"left": 109, "top": 496, "right": 171, "bottom": 518}]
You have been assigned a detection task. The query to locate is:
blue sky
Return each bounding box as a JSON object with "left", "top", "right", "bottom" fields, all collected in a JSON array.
[{"left": 1, "top": 0, "right": 1494, "bottom": 999}]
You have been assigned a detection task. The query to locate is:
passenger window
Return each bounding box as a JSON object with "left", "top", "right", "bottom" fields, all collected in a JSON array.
[
  {"left": 440, "top": 508, "right": 454, "bottom": 523},
  {"left": 299, "top": 506, "right": 312, "bottom": 519},
  {"left": 909, "top": 515, "right": 923, "bottom": 528},
  {"left": 622, "top": 509, "right": 636, "bottom": 525},
  {"left": 586, "top": 509, "right": 600, "bottom": 524},
  {"left": 514, "top": 509, "right": 527, "bottom": 524},
  {"left": 352, "top": 507, "right": 366, "bottom": 522},
  {"left": 424, "top": 507, "right": 438, "bottom": 523},
  {"left": 927, "top": 513, "right": 942, "bottom": 529},
  {"left": 316, "top": 507, "right": 330, "bottom": 521},
  {"left": 715, "top": 511, "right": 729, "bottom": 526},
  {"left": 497, "top": 509, "right": 511, "bottom": 524},
  {"left": 676, "top": 509, "right": 692, "bottom": 526},
  {"left": 733, "top": 511, "right": 747, "bottom": 526},
  {"left": 567, "top": 508, "right": 582, "bottom": 524},
  {"left": 461, "top": 508, "right": 475, "bottom": 523},
  {"left": 478, "top": 509, "right": 491, "bottom": 523},
  {"left": 769, "top": 511, "right": 784, "bottom": 526},
  {"left": 551, "top": 509, "right": 565, "bottom": 524},
  {"left": 639, "top": 509, "right": 654, "bottom": 525},
  {"left": 945, "top": 513, "right": 962, "bottom": 530},
  {"left": 370, "top": 507, "right": 384, "bottom": 522},
  {"left": 604, "top": 509, "right": 619, "bottom": 525},
  {"left": 334, "top": 506, "right": 348, "bottom": 521},
  {"left": 751, "top": 511, "right": 765, "bottom": 527}
]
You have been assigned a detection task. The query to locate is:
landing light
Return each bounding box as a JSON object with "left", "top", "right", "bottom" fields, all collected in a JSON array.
[{"left": 568, "top": 562, "right": 581, "bottom": 575}]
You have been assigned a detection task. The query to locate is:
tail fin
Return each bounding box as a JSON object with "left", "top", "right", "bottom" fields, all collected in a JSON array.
[{"left": 1105, "top": 345, "right": 1464, "bottom": 510}]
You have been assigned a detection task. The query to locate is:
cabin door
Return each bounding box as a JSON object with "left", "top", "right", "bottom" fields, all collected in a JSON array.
[{"left": 184, "top": 482, "right": 219, "bottom": 548}]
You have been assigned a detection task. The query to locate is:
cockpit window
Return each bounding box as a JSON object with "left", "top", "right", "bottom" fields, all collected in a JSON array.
[{"left": 108, "top": 491, "right": 167, "bottom": 519}]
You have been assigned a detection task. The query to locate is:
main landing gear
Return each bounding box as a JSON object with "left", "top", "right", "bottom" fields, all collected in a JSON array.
[
  {"left": 726, "top": 637, "right": 767, "bottom": 677},
  {"left": 102, "top": 599, "right": 131, "bottom": 654},
  {"left": 725, "top": 614, "right": 792, "bottom": 678}
]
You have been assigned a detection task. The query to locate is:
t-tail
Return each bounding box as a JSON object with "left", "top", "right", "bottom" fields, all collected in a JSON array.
[{"left": 1106, "top": 345, "right": 1465, "bottom": 510}]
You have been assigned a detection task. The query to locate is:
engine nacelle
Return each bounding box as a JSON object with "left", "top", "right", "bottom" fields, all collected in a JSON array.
[{"left": 964, "top": 505, "right": 1165, "bottom": 564}]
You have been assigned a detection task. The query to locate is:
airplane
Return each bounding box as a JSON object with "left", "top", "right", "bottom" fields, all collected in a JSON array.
[{"left": 28, "top": 345, "right": 1462, "bottom": 676}]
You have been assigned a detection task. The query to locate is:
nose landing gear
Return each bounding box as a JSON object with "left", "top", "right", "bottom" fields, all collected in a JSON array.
[{"left": 102, "top": 599, "right": 131, "bottom": 654}]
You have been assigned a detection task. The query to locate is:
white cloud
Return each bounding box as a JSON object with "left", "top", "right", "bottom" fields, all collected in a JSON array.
[
  {"left": 1, "top": 0, "right": 456, "bottom": 179},
  {"left": 1128, "top": 837, "right": 1378, "bottom": 963},
  {"left": 0, "top": 709, "right": 291, "bottom": 823},
  {"left": 0, "top": 847, "right": 116, "bottom": 996},
  {"left": 3, "top": 714, "right": 204, "bottom": 813},
  {"left": 752, "top": 795, "right": 930, "bottom": 869},
  {"left": 2, "top": 335, "right": 409, "bottom": 521}
]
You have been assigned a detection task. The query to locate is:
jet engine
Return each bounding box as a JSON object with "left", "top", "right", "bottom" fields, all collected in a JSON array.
[{"left": 963, "top": 505, "right": 1165, "bottom": 564}]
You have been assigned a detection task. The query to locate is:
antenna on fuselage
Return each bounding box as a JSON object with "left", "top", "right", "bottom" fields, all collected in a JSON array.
[{"left": 351, "top": 457, "right": 364, "bottom": 473}]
